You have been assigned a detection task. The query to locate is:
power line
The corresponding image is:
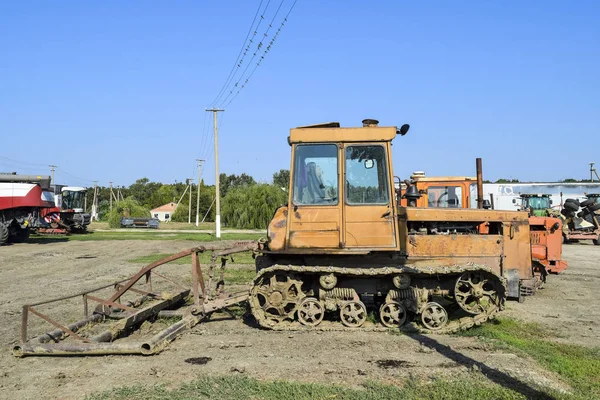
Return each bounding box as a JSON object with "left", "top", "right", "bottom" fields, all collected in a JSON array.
[
  {"left": 55, "top": 167, "right": 94, "bottom": 185},
  {"left": 210, "top": 0, "right": 267, "bottom": 107},
  {"left": 217, "top": 0, "right": 285, "bottom": 108},
  {"left": 224, "top": 0, "right": 297, "bottom": 108},
  {"left": 0, "top": 155, "right": 49, "bottom": 168},
  {"left": 217, "top": 0, "right": 297, "bottom": 109},
  {"left": 198, "top": 108, "right": 214, "bottom": 161}
]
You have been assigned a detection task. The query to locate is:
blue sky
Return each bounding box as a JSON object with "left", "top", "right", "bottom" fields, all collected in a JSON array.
[{"left": 1, "top": 1, "right": 598, "bottom": 187}]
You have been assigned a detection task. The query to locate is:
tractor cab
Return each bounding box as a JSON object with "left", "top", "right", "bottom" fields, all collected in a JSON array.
[
  {"left": 401, "top": 173, "right": 477, "bottom": 209},
  {"left": 267, "top": 119, "right": 409, "bottom": 252},
  {"left": 61, "top": 187, "right": 87, "bottom": 213},
  {"left": 516, "top": 194, "right": 552, "bottom": 217}
]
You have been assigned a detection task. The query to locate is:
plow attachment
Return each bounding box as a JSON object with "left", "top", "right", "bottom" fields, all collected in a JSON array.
[{"left": 13, "top": 242, "right": 257, "bottom": 357}]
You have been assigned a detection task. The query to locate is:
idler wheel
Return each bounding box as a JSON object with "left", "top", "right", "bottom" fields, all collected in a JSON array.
[
  {"left": 340, "top": 301, "right": 367, "bottom": 328},
  {"left": 379, "top": 301, "right": 407, "bottom": 328},
  {"left": 454, "top": 271, "right": 500, "bottom": 315},
  {"left": 421, "top": 302, "right": 448, "bottom": 330},
  {"left": 297, "top": 297, "right": 325, "bottom": 327}
]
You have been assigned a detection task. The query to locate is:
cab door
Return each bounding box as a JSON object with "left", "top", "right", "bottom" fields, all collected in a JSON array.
[
  {"left": 343, "top": 144, "right": 397, "bottom": 248},
  {"left": 286, "top": 143, "right": 342, "bottom": 249}
]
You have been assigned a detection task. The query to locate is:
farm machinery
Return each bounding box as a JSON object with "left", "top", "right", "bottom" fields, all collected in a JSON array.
[
  {"left": 0, "top": 174, "right": 55, "bottom": 244},
  {"left": 14, "top": 119, "right": 540, "bottom": 357},
  {"left": 399, "top": 174, "right": 568, "bottom": 275},
  {"left": 560, "top": 195, "right": 600, "bottom": 245},
  {"left": 39, "top": 186, "right": 90, "bottom": 234}
]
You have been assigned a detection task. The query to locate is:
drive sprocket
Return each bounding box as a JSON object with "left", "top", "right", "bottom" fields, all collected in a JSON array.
[{"left": 249, "top": 272, "right": 303, "bottom": 326}]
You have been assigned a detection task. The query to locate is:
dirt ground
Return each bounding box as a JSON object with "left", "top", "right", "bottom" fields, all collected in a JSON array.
[{"left": 0, "top": 239, "right": 598, "bottom": 399}]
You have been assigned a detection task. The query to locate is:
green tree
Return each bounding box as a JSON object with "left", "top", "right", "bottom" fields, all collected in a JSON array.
[
  {"left": 220, "top": 173, "right": 256, "bottom": 197},
  {"left": 495, "top": 178, "right": 520, "bottom": 183},
  {"left": 128, "top": 178, "right": 162, "bottom": 207},
  {"left": 147, "top": 184, "right": 177, "bottom": 210},
  {"left": 272, "top": 169, "right": 290, "bottom": 189},
  {"left": 222, "top": 184, "right": 287, "bottom": 229},
  {"left": 105, "top": 197, "right": 151, "bottom": 228}
]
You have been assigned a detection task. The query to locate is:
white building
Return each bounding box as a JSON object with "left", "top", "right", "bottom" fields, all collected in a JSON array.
[
  {"left": 150, "top": 202, "right": 177, "bottom": 222},
  {"left": 473, "top": 182, "right": 600, "bottom": 211}
]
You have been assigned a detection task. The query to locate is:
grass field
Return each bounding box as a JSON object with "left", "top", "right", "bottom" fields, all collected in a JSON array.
[
  {"left": 88, "top": 221, "right": 219, "bottom": 231},
  {"left": 29, "top": 232, "right": 264, "bottom": 242},
  {"left": 128, "top": 252, "right": 256, "bottom": 284},
  {"left": 86, "top": 316, "right": 599, "bottom": 400},
  {"left": 128, "top": 251, "right": 256, "bottom": 265},
  {"left": 87, "top": 374, "right": 534, "bottom": 400},
  {"left": 459, "top": 317, "right": 600, "bottom": 399}
]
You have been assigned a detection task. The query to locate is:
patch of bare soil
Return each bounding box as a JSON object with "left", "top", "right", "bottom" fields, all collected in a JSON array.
[
  {"left": 0, "top": 239, "right": 593, "bottom": 399},
  {"left": 504, "top": 243, "right": 600, "bottom": 348}
]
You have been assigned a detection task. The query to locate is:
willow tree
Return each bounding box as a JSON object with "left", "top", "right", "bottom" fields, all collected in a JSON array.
[{"left": 222, "top": 184, "right": 288, "bottom": 229}]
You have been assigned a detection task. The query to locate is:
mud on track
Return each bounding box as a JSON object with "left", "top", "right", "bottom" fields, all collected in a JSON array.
[{"left": 0, "top": 240, "right": 597, "bottom": 399}]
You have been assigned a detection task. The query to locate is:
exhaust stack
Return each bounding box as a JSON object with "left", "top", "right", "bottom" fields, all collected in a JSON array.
[{"left": 476, "top": 158, "right": 484, "bottom": 209}]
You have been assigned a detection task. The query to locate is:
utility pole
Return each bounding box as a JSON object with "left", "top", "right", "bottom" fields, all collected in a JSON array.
[
  {"left": 195, "top": 159, "right": 205, "bottom": 227},
  {"left": 49, "top": 165, "right": 57, "bottom": 194},
  {"left": 187, "top": 178, "right": 194, "bottom": 224},
  {"left": 206, "top": 108, "right": 224, "bottom": 237},
  {"left": 109, "top": 181, "right": 113, "bottom": 211},
  {"left": 92, "top": 181, "right": 99, "bottom": 221}
]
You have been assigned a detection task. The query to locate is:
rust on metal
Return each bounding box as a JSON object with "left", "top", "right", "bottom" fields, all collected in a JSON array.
[{"left": 14, "top": 246, "right": 254, "bottom": 357}]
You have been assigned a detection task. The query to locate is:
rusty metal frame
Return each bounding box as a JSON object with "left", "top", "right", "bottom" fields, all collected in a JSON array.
[{"left": 14, "top": 243, "right": 256, "bottom": 357}]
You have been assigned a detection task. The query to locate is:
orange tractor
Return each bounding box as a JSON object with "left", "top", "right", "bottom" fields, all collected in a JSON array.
[{"left": 398, "top": 170, "right": 568, "bottom": 275}]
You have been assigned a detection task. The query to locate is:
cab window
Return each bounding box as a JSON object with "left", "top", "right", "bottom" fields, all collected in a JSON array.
[
  {"left": 345, "top": 146, "right": 389, "bottom": 205},
  {"left": 292, "top": 144, "right": 338, "bottom": 205},
  {"left": 427, "top": 186, "right": 462, "bottom": 208}
]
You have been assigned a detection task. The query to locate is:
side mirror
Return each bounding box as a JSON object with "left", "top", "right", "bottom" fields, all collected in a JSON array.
[
  {"left": 364, "top": 159, "right": 374, "bottom": 169},
  {"left": 550, "top": 199, "right": 553, "bottom": 205},
  {"left": 397, "top": 124, "right": 410, "bottom": 136},
  {"left": 512, "top": 199, "right": 516, "bottom": 204}
]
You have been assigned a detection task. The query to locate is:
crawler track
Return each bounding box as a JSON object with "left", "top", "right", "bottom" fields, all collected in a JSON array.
[{"left": 249, "top": 263, "right": 506, "bottom": 335}]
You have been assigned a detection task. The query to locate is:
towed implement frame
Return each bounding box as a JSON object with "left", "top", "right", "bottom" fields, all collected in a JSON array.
[{"left": 14, "top": 243, "right": 256, "bottom": 357}]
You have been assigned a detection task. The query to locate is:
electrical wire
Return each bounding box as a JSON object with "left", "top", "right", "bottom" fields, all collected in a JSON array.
[
  {"left": 198, "top": 111, "right": 214, "bottom": 161},
  {"left": 55, "top": 167, "right": 94, "bottom": 185},
  {"left": 0, "top": 155, "right": 49, "bottom": 168},
  {"left": 211, "top": 1, "right": 272, "bottom": 107},
  {"left": 218, "top": 0, "right": 297, "bottom": 109},
  {"left": 217, "top": 0, "right": 286, "bottom": 108},
  {"left": 210, "top": 0, "right": 267, "bottom": 107}
]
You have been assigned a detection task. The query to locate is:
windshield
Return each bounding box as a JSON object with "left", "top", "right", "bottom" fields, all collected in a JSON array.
[
  {"left": 62, "top": 190, "right": 86, "bottom": 210},
  {"left": 427, "top": 186, "right": 462, "bottom": 208},
  {"left": 524, "top": 197, "right": 550, "bottom": 209},
  {"left": 345, "top": 145, "right": 389, "bottom": 204}
]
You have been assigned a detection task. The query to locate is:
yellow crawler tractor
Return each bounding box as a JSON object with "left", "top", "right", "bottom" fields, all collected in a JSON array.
[
  {"left": 252, "top": 119, "right": 536, "bottom": 332},
  {"left": 14, "top": 119, "right": 538, "bottom": 358}
]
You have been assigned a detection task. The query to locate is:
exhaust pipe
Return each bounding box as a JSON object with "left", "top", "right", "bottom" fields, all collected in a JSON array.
[{"left": 476, "top": 158, "right": 484, "bottom": 209}]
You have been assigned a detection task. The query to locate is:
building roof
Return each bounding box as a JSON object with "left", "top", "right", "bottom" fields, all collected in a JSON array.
[{"left": 151, "top": 202, "right": 177, "bottom": 213}]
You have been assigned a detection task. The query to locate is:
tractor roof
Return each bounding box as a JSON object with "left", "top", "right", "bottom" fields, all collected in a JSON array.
[
  {"left": 289, "top": 123, "right": 397, "bottom": 144},
  {"left": 520, "top": 194, "right": 551, "bottom": 198}
]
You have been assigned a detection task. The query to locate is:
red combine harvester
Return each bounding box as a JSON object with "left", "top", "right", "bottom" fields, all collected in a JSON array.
[{"left": 0, "top": 174, "right": 56, "bottom": 244}]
